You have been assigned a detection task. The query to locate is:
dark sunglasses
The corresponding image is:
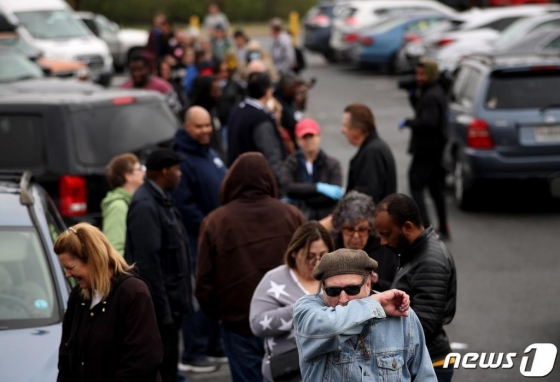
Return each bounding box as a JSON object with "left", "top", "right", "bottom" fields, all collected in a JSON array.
[{"left": 324, "top": 278, "right": 366, "bottom": 297}]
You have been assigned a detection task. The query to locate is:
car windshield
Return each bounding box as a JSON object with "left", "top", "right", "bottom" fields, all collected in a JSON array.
[
  {"left": 0, "top": 35, "right": 42, "bottom": 58},
  {"left": 494, "top": 18, "right": 535, "bottom": 50},
  {"left": 368, "top": 16, "right": 408, "bottom": 33},
  {"left": 15, "top": 10, "right": 90, "bottom": 40},
  {"left": 486, "top": 71, "right": 560, "bottom": 110},
  {"left": 0, "top": 228, "right": 61, "bottom": 330},
  {"left": 71, "top": 101, "right": 179, "bottom": 166},
  {"left": 0, "top": 50, "right": 43, "bottom": 83}
]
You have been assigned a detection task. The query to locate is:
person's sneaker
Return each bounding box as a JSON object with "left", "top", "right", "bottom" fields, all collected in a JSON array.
[
  {"left": 178, "top": 358, "right": 219, "bottom": 373},
  {"left": 206, "top": 355, "right": 229, "bottom": 364},
  {"left": 437, "top": 226, "right": 451, "bottom": 242}
]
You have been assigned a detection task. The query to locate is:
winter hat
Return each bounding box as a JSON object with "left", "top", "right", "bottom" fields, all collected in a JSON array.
[
  {"left": 418, "top": 57, "right": 440, "bottom": 85},
  {"left": 313, "top": 249, "right": 378, "bottom": 281}
]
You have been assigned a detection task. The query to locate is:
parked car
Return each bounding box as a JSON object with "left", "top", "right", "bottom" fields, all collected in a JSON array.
[
  {"left": 329, "top": 0, "right": 457, "bottom": 60},
  {"left": 77, "top": 12, "right": 148, "bottom": 71},
  {"left": 0, "top": 0, "right": 114, "bottom": 86},
  {"left": 304, "top": 1, "right": 341, "bottom": 62},
  {"left": 0, "top": 46, "right": 101, "bottom": 94},
  {"left": 426, "top": 5, "right": 560, "bottom": 72},
  {"left": 0, "top": 171, "right": 69, "bottom": 382},
  {"left": 447, "top": 54, "right": 560, "bottom": 209},
  {"left": 491, "top": 28, "right": 560, "bottom": 56},
  {"left": 0, "top": 90, "right": 180, "bottom": 226},
  {"left": 352, "top": 13, "right": 453, "bottom": 72},
  {"left": 0, "top": 31, "right": 90, "bottom": 81}
]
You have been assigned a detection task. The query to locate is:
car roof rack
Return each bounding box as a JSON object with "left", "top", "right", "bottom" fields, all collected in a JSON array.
[{"left": 0, "top": 170, "right": 34, "bottom": 205}]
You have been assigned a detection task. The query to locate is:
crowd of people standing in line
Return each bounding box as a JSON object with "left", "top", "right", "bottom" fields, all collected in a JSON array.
[{"left": 53, "top": 3, "right": 457, "bottom": 382}]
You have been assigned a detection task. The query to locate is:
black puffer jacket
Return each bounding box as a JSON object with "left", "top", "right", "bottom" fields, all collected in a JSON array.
[{"left": 391, "top": 227, "right": 457, "bottom": 362}]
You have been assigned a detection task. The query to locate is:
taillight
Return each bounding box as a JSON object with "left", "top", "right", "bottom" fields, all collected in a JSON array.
[
  {"left": 59, "top": 175, "right": 87, "bottom": 216},
  {"left": 405, "top": 34, "right": 421, "bottom": 43},
  {"left": 467, "top": 119, "right": 494, "bottom": 149},
  {"left": 437, "top": 38, "right": 455, "bottom": 47},
  {"left": 345, "top": 16, "right": 358, "bottom": 26},
  {"left": 343, "top": 33, "right": 359, "bottom": 43},
  {"left": 311, "top": 14, "right": 331, "bottom": 28},
  {"left": 361, "top": 36, "right": 375, "bottom": 46}
]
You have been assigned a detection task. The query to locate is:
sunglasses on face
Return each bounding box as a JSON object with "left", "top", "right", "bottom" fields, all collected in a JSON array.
[{"left": 324, "top": 278, "right": 366, "bottom": 297}]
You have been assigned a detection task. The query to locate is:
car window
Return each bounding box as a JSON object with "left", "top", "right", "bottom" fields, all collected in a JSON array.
[
  {"left": 0, "top": 115, "right": 46, "bottom": 168},
  {"left": 480, "top": 17, "right": 523, "bottom": 32},
  {"left": 95, "top": 15, "right": 116, "bottom": 34},
  {"left": 486, "top": 71, "right": 560, "bottom": 110},
  {"left": 532, "top": 19, "right": 560, "bottom": 33},
  {"left": 494, "top": 17, "right": 535, "bottom": 49},
  {"left": 0, "top": 50, "right": 44, "bottom": 83},
  {"left": 15, "top": 10, "right": 90, "bottom": 40},
  {"left": 542, "top": 36, "right": 560, "bottom": 50},
  {"left": 71, "top": 102, "right": 179, "bottom": 166},
  {"left": 0, "top": 228, "right": 61, "bottom": 329},
  {"left": 374, "top": 7, "right": 416, "bottom": 18},
  {"left": 81, "top": 18, "right": 99, "bottom": 36},
  {"left": 0, "top": 36, "right": 42, "bottom": 58},
  {"left": 406, "top": 18, "right": 446, "bottom": 34}
]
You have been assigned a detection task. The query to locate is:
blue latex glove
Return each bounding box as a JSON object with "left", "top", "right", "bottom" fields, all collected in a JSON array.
[
  {"left": 398, "top": 119, "right": 407, "bottom": 131},
  {"left": 316, "top": 183, "right": 344, "bottom": 200}
]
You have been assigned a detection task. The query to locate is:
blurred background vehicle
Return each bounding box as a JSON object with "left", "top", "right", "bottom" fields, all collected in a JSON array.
[
  {"left": 352, "top": 12, "right": 454, "bottom": 73},
  {"left": 0, "top": 0, "right": 114, "bottom": 86},
  {"left": 329, "top": 0, "right": 458, "bottom": 61},
  {"left": 447, "top": 54, "right": 560, "bottom": 209},
  {"left": 304, "top": 1, "right": 341, "bottom": 62},
  {"left": 0, "top": 171, "right": 69, "bottom": 382},
  {"left": 77, "top": 11, "right": 148, "bottom": 72},
  {"left": 0, "top": 90, "right": 180, "bottom": 226}
]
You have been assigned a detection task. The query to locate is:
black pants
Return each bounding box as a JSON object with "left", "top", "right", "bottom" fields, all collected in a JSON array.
[
  {"left": 408, "top": 155, "right": 448, "bottom": 232},
  {"left": 158, "top": 313, "right": 182, "bottom": 382}
]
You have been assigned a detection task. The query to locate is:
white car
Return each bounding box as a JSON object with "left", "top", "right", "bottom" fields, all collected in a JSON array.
[
  {"left": 77, "top": 12, "right": 149, "bottom": 71},
  {"left": 329, "top": 0, "right": 457, "bottom": 59},
  {"left": 424, "top": 5, "right": 560, "bottom": 72},
  {"left": 0, "top": 0, "right": 114, "bottom": 86}
]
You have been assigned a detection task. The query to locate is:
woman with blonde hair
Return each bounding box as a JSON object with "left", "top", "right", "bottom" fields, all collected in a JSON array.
[{"left": 55, "top": 223, "right": 163, "bottom": 382}]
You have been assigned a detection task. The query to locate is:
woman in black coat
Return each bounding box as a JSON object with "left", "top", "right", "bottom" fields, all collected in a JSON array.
[{"left": 55, "top": 223, "right": 163, "bottom": 382}]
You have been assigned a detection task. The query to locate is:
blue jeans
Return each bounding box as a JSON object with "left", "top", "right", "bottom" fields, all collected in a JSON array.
[
  {"left": 435, "top": 366, "right": 454, "bottom": 382},
  {"left": 221, "top": 327, "right": 264, "bottom": 382},
  {"left": 181, "top": 310, "right": 223, "bottom": 362}
]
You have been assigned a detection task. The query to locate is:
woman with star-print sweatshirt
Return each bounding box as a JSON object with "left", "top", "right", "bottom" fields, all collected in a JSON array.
[{"left": 250, "top": 221, "right": 334, "bottom": 382}]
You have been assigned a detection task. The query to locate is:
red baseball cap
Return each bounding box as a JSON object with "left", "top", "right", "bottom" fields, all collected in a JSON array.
[{"left": 295, "top": 118, "right": 321, "bottom": 138}]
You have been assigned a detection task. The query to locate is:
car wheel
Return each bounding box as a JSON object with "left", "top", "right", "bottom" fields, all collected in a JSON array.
[{"left": 454, "top": 156, "right": 477, "bottom": 210}]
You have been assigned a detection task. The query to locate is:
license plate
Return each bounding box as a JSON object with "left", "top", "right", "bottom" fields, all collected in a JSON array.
[{"left": 535, "top": 126, "right": 560, "bottom": 142}]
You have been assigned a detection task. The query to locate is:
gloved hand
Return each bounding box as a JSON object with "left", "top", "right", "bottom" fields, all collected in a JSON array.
[
  {"left": 398, "top": 119, "right": 408, "bottom": 131},
  {"left": 316, "top": 183, "right": 344, "bottom": 200}
]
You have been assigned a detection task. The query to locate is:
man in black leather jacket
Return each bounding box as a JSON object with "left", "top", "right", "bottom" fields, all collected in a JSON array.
[{"left": 374, "top": 193, "right": 457, "bottom": 382}]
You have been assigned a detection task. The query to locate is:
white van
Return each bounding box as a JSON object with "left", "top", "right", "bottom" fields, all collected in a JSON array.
[{"left": 0, "top": 0, "right": 113, "bottom": 86}]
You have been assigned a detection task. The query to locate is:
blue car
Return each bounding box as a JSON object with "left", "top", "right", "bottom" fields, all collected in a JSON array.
[
  {"left": 0, "top": 172, "right": 69, "bottom": 381},
  {"left": 354, "top": 13, "right": 452, "bottom": 72}
]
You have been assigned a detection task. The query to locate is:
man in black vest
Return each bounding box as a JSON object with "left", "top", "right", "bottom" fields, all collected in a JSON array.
[{"left": 227, "top": 72, "right": 286, "bottom": 183}]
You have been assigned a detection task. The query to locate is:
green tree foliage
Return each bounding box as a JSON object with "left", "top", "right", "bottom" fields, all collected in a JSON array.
[{"left": 66, "top": 0, "right": 316, "bottom": 24}]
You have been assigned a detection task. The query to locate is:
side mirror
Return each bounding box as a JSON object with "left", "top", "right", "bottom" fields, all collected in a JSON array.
[{"left": 42, "top": 66, "right": 53, "bottom": 77}]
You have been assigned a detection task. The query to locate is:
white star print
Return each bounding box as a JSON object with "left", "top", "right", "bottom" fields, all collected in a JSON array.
[
  {"left": 278, "top": 318, "right": 293, "bottom": 331},
  {"left": 268, "top": 337, "right": 277, "bottom": 350},
  {"left": 259, "top": 315, "right": 272, "bottom": 331},
  {"left": 267, "top": 281, "right": 290, "bottom": 299},
  {"left": 288, "top": 329, "right": 296, "bottom": 339}
]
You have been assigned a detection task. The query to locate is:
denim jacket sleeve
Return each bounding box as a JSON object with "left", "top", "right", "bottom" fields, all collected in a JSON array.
[
  {"left": 407, "top": 309, "right": 438, "bottom": 381},
  {"left": 293, "top": 294, "right": 386, "bottom": 361}
]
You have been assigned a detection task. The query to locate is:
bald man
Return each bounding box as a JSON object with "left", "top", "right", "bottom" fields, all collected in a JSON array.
[{"left": 171, "top": 106, "right": 228, "bottom": 372}]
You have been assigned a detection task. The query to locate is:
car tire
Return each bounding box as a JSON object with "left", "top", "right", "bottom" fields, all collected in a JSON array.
[{"left": 454, "top": 155, "right": 477, "bottom": 210}]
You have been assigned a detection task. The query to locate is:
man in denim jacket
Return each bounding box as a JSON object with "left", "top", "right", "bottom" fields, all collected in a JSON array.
[{"left": 293, "top": 249, "right": 436, "bottom": 381}]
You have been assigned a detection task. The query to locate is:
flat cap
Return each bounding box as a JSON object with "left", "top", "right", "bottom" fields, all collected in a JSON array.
[
  {"left": 313, "top": 249, "right": 378, "bottom": 281},
  {"left": 145, "top": 148, "right": 185, "bottom": 171}
]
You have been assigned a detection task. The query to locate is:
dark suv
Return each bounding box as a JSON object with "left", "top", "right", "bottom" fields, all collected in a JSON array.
[
  {"left": 448, "top": 54, "right": 560, "bottom": 209},
  {"left": 0, "top": 90, "right": 180, "bottom": 225},
  {"left": 0, "top": 171, "right": 69, "bottom": 381}
]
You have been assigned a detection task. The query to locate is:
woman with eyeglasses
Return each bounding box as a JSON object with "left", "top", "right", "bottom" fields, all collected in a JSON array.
[
  {"left": 249, "top": 221, "right": 334, "bottom": 382},
  {"left": 331, "top": 191, "right": 397, "bottom": 292},
  {"left": 101, "top": 153, "right": 146, "bottom": 256},
  {"left": 55, "top": 223, "right": 163, "bottom": 382}
]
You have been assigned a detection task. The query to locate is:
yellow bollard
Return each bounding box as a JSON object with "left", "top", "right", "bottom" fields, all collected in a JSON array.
[
  {"left": 190, "top": 15, "right": 200, "bottom": 29},
  {"left": 289, "top": 11, "right": 299, "bottom": 46}
]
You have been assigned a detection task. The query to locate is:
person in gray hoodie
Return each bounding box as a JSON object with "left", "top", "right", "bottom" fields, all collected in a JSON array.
[
  {"left": 101, "top": 153, "right": 145, "bottom": 256},
  {"left": 249, "top": 221, "right": 335, "bottom": 382}
]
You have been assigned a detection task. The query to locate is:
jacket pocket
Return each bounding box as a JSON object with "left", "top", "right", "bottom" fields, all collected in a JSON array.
[
  {"left": 326, "top": 350, "right": 355, "bottom": 382},
  {"left": 377, "top": 354, "right": 404, "bottom": 382}
]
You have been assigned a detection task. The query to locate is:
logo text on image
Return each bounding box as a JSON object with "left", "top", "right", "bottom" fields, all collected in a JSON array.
[{"left": 443, "top": 343, "right": 557, "bottom": 378}]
